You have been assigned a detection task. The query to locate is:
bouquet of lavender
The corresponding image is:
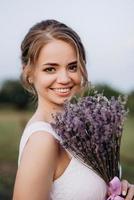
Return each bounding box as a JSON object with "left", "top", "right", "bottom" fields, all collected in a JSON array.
[{"left": 51, "top": 85, "right": 127, "bottom": 185}]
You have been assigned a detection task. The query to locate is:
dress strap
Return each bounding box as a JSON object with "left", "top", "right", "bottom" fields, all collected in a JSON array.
[{"left": 18, "top": 121, "right": 60, "bottom": 165}]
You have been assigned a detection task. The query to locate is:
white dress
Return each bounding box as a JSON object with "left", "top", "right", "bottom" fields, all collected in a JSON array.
[{"left": 18, "top": 121, "right": 107, "bottom": 200}]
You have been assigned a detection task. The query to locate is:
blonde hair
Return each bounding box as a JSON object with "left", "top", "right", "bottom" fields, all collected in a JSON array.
[{"left": 20, "top": 19, "right": 88, "bottom": 94}]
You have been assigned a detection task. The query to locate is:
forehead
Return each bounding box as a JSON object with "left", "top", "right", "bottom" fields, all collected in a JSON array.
[{"left": 37, "top": 39, "right": 77, "bottom": 64}]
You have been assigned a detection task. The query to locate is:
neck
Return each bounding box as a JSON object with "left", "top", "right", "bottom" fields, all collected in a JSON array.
[{"left": 34, "top": 99, "right": 64, "bottom": 123}]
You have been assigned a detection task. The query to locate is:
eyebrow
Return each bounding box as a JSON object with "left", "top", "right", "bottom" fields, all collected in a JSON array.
[{"left": 42, "top": 61, "right": 77, "bottom": 67}]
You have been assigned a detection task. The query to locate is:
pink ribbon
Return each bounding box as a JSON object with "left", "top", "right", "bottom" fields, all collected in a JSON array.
[{"left": 107, "top": 176, "right": 124, "bottom": 200}]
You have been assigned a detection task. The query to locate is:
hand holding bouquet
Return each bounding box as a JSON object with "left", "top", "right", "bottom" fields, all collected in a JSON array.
[{"left": 51, "top": 85, "right": 127, "bottom": 199}]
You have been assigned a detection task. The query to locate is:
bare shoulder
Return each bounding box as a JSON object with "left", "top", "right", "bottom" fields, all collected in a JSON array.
[
  {"left": 21, "top": 131, "right": 59, "bottom": 173},
  {"left": 29, "top": 130, "right": 59, "bottom": 154},
  {"left": 20, "top": 130, "right": 60, "bottom": 167},
  {"left": 13, "top": 131, "right": 60, "bottom": 200}
]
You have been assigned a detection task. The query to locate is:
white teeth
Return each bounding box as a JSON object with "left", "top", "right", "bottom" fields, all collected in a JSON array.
[{"left": 53, "top": 88, "right": 71, "bottom": 93}]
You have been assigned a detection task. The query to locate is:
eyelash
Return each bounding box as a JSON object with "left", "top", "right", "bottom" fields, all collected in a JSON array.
[
  {"left": 43, "top": 67, "right": 56, "bottom": 73},
  {"left": 43, "top": 65, "right": 77, "bottom": 73},
  {"left": 68, "top": 65, "right": 77, "bottom": 72}
]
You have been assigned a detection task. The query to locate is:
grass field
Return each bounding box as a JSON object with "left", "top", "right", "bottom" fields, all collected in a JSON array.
[
  {"left": 0, "top": 108, "right": 134, "bottom": 199},
  {"left": 0, "top": 108, "right": 32, "bottom": 199},
  {"left": 120, "top": 116, "right": 134, "bottom": 181}
]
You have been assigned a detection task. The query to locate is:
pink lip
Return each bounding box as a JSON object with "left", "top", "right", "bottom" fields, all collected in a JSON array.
[{"left": 54, "top": 91, "right": 71, "bottom": 97}]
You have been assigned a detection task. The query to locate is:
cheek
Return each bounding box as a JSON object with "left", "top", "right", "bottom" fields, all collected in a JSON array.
[
  {"left": 39, "top": 75, "right": 56, "bottom": 88},
  {"left": 71, "top": 72, "right": 82, "bottom": 85}
]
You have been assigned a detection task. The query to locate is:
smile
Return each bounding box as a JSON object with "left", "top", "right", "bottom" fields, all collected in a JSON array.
[{"left": 50, "top": 87, "right": 73, "bottom": 94}]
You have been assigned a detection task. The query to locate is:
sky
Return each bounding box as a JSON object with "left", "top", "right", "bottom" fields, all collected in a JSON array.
[{"left": 0, "top": 0, "right": 134, "bottom": 93}]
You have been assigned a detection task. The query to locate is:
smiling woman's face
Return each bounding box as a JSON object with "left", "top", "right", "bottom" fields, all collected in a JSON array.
[{"left": 31, "top": 39, "right": 82, "bottom": 107}]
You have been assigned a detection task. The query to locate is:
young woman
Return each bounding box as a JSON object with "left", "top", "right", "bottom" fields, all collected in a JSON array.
[{"left": 13, "top": 19, "right": 134, "bottom": 200}]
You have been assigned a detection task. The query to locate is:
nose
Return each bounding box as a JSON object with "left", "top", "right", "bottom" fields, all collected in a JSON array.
[{"left": 57, "top": 70, "right": 71, "bottom": 84}]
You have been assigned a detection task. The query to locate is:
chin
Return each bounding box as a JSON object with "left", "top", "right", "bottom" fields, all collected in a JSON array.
[{"left": 52, "top": 97, "right": 70, "bottom": 106}]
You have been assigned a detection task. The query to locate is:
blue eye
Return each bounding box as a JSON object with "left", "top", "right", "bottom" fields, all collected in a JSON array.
[{"left": 68, "top": 64, "right": 77, "bottom": 72}]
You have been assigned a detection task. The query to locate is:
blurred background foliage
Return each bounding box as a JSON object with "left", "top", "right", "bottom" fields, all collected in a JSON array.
[{"left": 0, "top": 79, "right": 134, "bottom": 199}]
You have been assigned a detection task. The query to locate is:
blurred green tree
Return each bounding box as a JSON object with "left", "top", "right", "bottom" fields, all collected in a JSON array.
[
  {"left": 127, "top": 90, "right": 134, "bottom": 116},
  {"left": 94, "top": 83, "right": 122, "bottom": 97},
  {"left": 0, "top": 80, "right": 30, "bottom": 110}
]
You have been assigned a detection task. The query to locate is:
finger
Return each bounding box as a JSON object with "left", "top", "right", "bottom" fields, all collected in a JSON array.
[
  {"left": 121, "top": 180, "right": 129, "bottom": 197},
  {"left": 125, "top": 184, "right": 134, "bottom": 200}
]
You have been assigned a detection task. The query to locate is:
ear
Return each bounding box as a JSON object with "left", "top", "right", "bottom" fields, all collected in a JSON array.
[
  {"left": 23, "top": 64, "right": 34, "bottom": 83},
  {"left": 28, "top": 77, "right": 33, "bottom": 84}
]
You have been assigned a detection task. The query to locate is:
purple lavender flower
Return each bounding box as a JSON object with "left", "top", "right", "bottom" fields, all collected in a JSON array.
[{"left": 51, "top": 86, "right": 127, "bottom": 184}]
